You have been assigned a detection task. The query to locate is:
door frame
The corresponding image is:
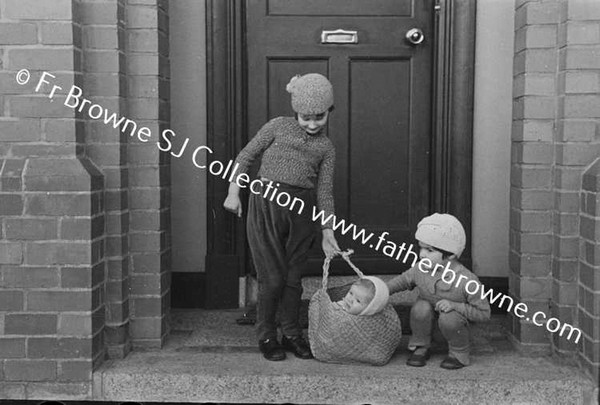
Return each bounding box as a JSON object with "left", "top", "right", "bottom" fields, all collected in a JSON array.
[{"left": 204, "top": 0, "right": 476, "bottom": 308}]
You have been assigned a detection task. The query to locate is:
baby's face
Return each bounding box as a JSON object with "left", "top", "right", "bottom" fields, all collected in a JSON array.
[{"left": 340, "top": 284, "right": 371, "bottom": 315}]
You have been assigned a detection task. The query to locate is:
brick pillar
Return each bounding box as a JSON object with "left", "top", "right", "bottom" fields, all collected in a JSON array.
[
  {"left": 580, "top": 160, "right": 600, "bottom": 382},
  {"left": 552, "top": 0, "right": 600, "bottom": 355},
  {"left": 511, "top": 0, "right": 600, "bottom": 366},
  {"left": 510, "top": 0, "right": 560, "bottom": 352},
  {"left": 126, "top": 0, "right": 171, "bottom": 349},
  {"left": 0, "top": 0, "right": 105, "bottom": 400},
  {"left": 80, "top": 0, "right": 131, "bottom": 359}
]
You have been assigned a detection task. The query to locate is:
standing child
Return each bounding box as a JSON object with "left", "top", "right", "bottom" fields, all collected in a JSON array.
[
  {"left": 223, "top": 73, "right": 341, "bottom": 361},
  {"left": 387, "top": 213, "right": 491, "bottom": 369}
]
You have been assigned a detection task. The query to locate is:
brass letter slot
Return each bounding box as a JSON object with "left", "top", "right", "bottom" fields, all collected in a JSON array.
[{"left": 321, "top": 29, "right": 358, "bottom": 44}]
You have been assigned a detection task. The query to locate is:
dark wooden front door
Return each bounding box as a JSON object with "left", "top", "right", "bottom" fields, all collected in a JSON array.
[{"left": 245, "top": 0, "right": 435, "bottom": 274}]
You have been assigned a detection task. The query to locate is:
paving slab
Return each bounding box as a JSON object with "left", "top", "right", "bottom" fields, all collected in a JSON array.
[
  {"left": 94, "top": 349, "right": 595, "bottom": 405},
  {"left": 92, "top": 309, "right": 598, "bottom": 405}
]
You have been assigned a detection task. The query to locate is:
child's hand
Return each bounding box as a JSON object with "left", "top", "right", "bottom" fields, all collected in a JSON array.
[
  {"left": 321, "top": 229, "right": 341, "bottom": 258},
  {"left": 223, "top": 194, "right": 243, "bottom": 217},
  {"left": 435, "top": 299, "right": 455, "bottom": 313}
]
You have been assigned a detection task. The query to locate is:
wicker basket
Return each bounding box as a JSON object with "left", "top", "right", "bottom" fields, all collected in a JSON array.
[{"left": 308, "top": 251, "right": 402, "bottom": 366}]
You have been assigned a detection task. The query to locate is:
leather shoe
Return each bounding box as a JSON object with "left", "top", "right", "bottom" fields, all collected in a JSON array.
[
  {"left": 281, "top": 335, "right": 313, "bottom": 359},
  {"left": 406, "top": 348, "right": 430, "bottom": 367},
  {"left": 440, "top": 355, "right": 465, "bottom": 370},
  {"left": 259, "top": 338, "right": 286, "bottom": 361}
]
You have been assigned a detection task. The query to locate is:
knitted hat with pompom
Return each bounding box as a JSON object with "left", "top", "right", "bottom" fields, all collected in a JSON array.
[
  {"left": 286, "top": 73, "right": 334, "bottom": 115},
  {"left": 415, "top": 213, "right": 466, "bottom": 258}
]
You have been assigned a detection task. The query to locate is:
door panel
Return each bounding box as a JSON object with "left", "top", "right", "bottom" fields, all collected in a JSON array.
[
  {"left": 267, "top": 0, "right": 412, "bottom": 17},
  {"left": 349, "top": 58, "right": 411, "bottom": 227},
  {"left": 246, "top": 0, "right": 434, "bottom": 274}
]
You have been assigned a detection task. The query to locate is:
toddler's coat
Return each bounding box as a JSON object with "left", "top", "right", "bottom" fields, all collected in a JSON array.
[{"left": 388, "top": 260, "right": 490, "bottom": 365}]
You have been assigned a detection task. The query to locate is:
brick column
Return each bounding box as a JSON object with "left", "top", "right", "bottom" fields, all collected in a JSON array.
[
  {"left": 580, "top": 160, "right": 600, "bottom": 382},
  {"left": 126, "top": 0, "right": 171, "bottom": 349},
  {"left": 552, "top": 0, "right": 600, "bottom": 355},
  {"left": 511, "top": 0, "right": 600, "bottom": 367},
  {"left": 80, "top": 0, "right": 131, "bottom": 359},
  {"left": 510, "top": 0, "right": 560, "bottom": 352},
  {"left": 0, "top": 0, "right": 105, "bottom": 400}
]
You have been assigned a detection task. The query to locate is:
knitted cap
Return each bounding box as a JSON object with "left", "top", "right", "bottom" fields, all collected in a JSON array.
[
  {"left": 286, "top": 73, "right": 334, "bottom": 115},
  {"left": 358, "top": 276, "right": 389, "bottom": 316},
  {"left": 415, "top": 213, "right": 466, "bottom": 258}
]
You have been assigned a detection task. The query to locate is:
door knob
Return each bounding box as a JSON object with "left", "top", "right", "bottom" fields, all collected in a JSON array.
[{"left": 405, "top": 28, "right": 425, "bottom": 45}]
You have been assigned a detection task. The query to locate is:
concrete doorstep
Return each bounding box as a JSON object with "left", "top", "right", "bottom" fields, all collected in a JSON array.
[{"left": 92, "top": 309, "right": 598, "bottom": 405}]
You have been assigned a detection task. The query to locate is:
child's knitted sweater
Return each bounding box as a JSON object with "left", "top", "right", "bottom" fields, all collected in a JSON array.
[{"left": 234, "top": 116, "right": 336, "bottom": 227}]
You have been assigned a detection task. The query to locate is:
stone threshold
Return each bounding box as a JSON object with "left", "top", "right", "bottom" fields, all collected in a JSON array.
[
  {"left": 91, "top": 309, "right": 598, "bottom": 405},
  {"left": 93, "top": 349, "right": 597, "bottom": 405}
]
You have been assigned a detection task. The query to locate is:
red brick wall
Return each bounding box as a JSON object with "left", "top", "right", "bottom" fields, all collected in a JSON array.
[
  {"left": 580, "top": 160, "right": 600, "bottom": 381},
  {"left": 80, "top": 0, "right": 130, "bottom": 359},
  {"left": 0, "top": 0, "right": 171, "bottom": 399},
  {"left": 0, "top": 0, "right": 106, "bottom": 400},
  {"left": 510, "top": 0, "right": 560, "bottom": 351},
  {"left": 511, "top": 0, "right": 600, "bottom": 368},
  {"left": 126, "top": 0, "right": 171, "bottom": 349},
  {"left": 552, "top": 0, "right": 600, "bottom": 356}
]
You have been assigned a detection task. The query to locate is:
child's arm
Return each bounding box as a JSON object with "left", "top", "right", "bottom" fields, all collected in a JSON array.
[
  {"left": 315, "top": 146, "right": 336, "bottom": 228},
  {"left": 386, "top": 267, "right": 416, "bottom": 295},
  {"left": 322, "top": 229, "right": 341, "bottom": 258},
  {"left": 316, "top": 145, "right": 341, "bottom": 257},
  {"left": 223, "top": 119, "right": 278, "bottom": 216},
  {"left": 234, "top": 119, "right": 278, "bottom": 174},
  {"left": 223, "top": 182, "right": 243, "bottom": 217},
  {"left": 447, "top": 276, "right": 491, "bottom": 322}
]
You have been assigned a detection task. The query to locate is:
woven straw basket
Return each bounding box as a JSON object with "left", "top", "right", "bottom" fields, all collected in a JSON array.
[{"left": 308, "top": 251, "right": 402, "bottom": 366}]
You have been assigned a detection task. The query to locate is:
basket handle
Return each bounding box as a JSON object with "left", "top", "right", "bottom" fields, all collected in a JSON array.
[{"left": 321, "top": 249, "right": 365, "bottom": 290}]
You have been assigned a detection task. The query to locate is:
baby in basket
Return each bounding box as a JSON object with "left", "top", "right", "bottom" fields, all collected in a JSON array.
[
  {"left": 334, "top": 276, "right": 390, "bottom": 316},
  {"left": 309, "top": 257, "right": 401, "bottom": 365}
]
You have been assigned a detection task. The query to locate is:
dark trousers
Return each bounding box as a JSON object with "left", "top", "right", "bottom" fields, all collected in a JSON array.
[{"left": 247, "top": 184, "right": 316, "bottom": 342}]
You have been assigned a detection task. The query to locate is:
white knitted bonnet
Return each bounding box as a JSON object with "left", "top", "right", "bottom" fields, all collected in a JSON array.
[
  {"left": 358, "top": 276, "right": 390, "bottom": 316},
  {"left": 415, "top": 213, "right": 466, "bottom": 258}
]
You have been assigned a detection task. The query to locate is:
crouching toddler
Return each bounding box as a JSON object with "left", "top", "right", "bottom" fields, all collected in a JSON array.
[{"left": 387, "top": 213, "right": 491, "bottom": 369}]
